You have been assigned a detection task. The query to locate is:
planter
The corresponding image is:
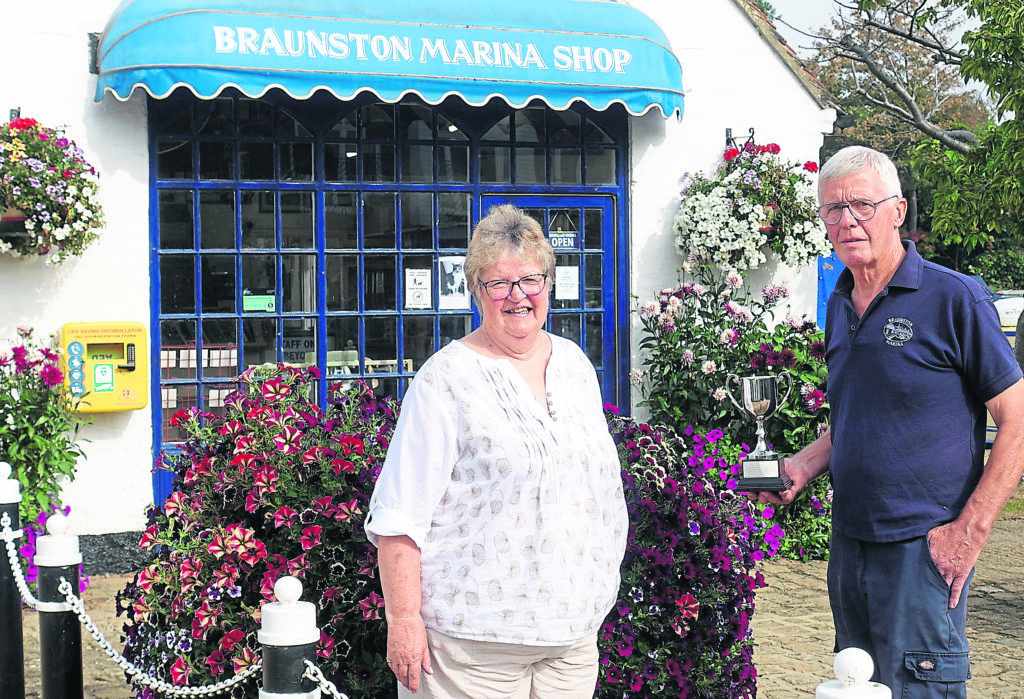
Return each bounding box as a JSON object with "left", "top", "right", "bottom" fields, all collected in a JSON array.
[
  {"left": 759, "top": 202, "right": 779, "bottom": 231},
  {"left": 1, "top": 203, "right": 28, "bottom": 236}
]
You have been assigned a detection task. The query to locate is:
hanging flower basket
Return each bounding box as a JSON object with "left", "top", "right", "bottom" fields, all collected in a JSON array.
[
  {"left": 0, "top": 117, "right": 105, "bottom": 265},
  {"left": 674, "top": 142, "right": 830, "bottom": 271}
]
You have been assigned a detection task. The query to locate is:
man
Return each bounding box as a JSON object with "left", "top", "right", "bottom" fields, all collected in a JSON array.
[{"left": 756, "top": 146, "right": 1024, "bottom": 697}]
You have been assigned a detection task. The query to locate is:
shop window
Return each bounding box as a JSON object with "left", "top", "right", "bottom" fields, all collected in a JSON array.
[{"left": 151, "top": 93, "right": 628, "bottom": 456}]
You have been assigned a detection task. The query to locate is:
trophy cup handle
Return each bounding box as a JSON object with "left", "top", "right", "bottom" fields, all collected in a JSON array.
[
  {"left": 769, "top": 370, "right": 794, "bottom": 420},
  {"left": 725, "top": 373, "right": 744, "bottom": 413}
]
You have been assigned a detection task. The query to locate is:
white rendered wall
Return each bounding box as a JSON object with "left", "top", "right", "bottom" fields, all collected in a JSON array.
[
  {"left": 0, "top": 0, "right": 153, "bottom": 534},
  {"left": 629, "top": 0, "right": 836, "bottom": 414}
]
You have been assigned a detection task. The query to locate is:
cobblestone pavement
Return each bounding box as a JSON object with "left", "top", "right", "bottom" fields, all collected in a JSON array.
[
  {"left": 752, "top": 517, "right": 1024, "bottom": 698},
  {"left": 18, "top": 518, "right": 1024, "bottom": 698}
]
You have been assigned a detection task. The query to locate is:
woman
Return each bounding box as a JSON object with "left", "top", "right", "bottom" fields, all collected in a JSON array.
[{"left": 364, "top": 204, "right": 627, "bottom": 698}]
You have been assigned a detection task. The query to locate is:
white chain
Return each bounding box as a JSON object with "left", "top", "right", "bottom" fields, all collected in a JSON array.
[
  {"left": 57, "top": 576, "right": 262, "bottom": 697},
  {"left": 302, "top": 660, "right": 350, "bottom": 699},
  {"left": 1, "top": 512, "right": 40, "bottom": 609}
]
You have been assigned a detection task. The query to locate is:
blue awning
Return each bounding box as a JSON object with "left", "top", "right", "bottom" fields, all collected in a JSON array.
[{"left": 94, "top": 0, "right": 684, "bottom": 117}]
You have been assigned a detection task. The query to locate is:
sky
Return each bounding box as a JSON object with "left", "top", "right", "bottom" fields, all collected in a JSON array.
[{"left": 764, "top": 1, "right": 838, "bottom": 55}]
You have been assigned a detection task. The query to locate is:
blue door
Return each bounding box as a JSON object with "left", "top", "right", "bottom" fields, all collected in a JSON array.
[{"left": 482, "top": 194, "right": 627, "bottom": 407}]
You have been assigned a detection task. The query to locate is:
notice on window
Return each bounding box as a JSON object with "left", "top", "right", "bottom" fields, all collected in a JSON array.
[
  {"left": 439, "top": 256, "right": 470, "bottom": 310},
  {"left": 405, "top": 268, "right": 432, "bottom": 310},
  {"left": 555, "top": 265, "right": 579, "bottom": 301}
]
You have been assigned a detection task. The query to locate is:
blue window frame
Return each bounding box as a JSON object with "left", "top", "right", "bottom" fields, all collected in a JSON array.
[{"left": 149, "top": 91, "right": 629, "bottom": 502}]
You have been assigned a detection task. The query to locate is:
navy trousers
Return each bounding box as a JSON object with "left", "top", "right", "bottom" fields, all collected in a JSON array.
[{"left": 827, "top": 528, "right": 972, "bottom": 699}]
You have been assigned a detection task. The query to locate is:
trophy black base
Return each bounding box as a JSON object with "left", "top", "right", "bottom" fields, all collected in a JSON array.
[{"left": 735, "top": 474, "right": 793, "bottom": 493}]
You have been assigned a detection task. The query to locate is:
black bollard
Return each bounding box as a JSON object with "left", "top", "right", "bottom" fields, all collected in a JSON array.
[
  {"left": 35, "top": 513, "right": 83, "bottom": 699},
  {"left": 0, "top": 460, "right": 25, "bottom": 699},
  {"left": 259, "top": 576, "right": 321, "bottom": 698}
]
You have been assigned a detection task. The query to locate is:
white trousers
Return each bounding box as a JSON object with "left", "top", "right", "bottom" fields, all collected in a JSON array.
[{"left": 397, "top": 628, "right": 599, "bottom": 699}]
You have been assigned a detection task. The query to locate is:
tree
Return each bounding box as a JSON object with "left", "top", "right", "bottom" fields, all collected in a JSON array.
[{"left": 789, "top": 1, "right": 1024, "bottom": 286}]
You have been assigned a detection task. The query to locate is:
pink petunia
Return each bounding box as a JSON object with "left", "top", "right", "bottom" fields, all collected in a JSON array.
[
  {"left": 359, "top": 592, "right": 385, "bottom": 620},
  {"left": 39, "top": 364, "right": 63, "bottom": 387},
  {"left": 299, "top": 525, "right": 322, "bottom": 551},
  {"left": 169, "top": 657, "right": 191, "bottom": 685}
]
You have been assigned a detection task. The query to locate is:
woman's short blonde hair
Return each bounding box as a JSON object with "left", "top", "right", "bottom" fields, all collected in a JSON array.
[{"left": 464, "top": 205, "right": 555, "bottom": 294}]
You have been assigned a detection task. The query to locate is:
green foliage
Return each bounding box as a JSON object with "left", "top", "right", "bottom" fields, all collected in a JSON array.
[
  {"left": 967, "top": 244, "right": 1024, "bottom": 290},
  {"left": 634, "top": 261, "right": 833, "bottom": 561},
  {"left": 0, "top": 327, "right": 86, "bottom": 523}
]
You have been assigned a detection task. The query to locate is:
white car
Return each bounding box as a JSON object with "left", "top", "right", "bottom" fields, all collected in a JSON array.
[{"left": 994, "top": 296, "right": 1024, "bottom": 330}]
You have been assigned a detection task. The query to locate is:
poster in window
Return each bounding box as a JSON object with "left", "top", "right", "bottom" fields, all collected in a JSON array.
[
  {"left": 439, "top": 256, "right": 470, "bottom": 310},
  {"left": 405, "top": 268, "right": 432, "bottom": 310}
]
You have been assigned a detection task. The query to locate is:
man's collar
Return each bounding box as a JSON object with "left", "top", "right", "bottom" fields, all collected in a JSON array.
[{"left": 834, "top": 239, "right": 922, "bottom": 296}]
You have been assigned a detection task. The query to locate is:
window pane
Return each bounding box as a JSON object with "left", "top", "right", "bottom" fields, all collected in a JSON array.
[
  {"left": 584, "top": 117, "right": 614, "bottom": 144},
  {"left": 585, "top": 313, "right": 603, "bottom": 368},
  {"left": 438, "top": 114, "right": 467, "bottom": 141},
  {"left": 327, "top": 112, "right": 358, "bottom": 139},
  {"left": 282, "top": 318, "right": 317, "bottom": 366},
  {"left": 325, "top": 192, "right": 357, "bottom": 249},
  {"left": 439, "top": 315, "right": 472, "bottom": 346},
  {"left": 326, "top": 317, "right": 359, "bottom": 375},
  {"left": 238, "top": 100, "right": 274, "bottom": 137},
  {"left": 161, "top": 320, "right": 196, "bottom": 380},
  {"left": 324, "top": 143, "right": 357, "bottom": 182},
  {"left": 204, "top": 382, "right": 238, "bottom": 420},
  {"left": 199, "top": 142, "right": 235, "bottom": 180},
  {"left": 515, "top": 147, "right": 545, "bottom": 184},
  {"left": 364, "top": 316, "right": 397, "bottom": 364},
  {"left": 202, "top": 319, "right": 239, "bottom": 379},
  {"left": 438, "top": 193, "right": 470, "bottom": 248},
  {"left": 403, "top": 316, "right": 433, "bottom": 370},
  {"left": 482, "top": 116, "right": 511, "bottom": 141},
  {"left": 364, "top": 256, "right": 397, "bottom": 311},
  {"left": 240, "top": 142, "right": 274, "bottom": 180},
  {"left": 480, "top": 146, "right": 510, "bottom": 183},
  {"left": 401, "top": 192, "right": 433, "bottom": 249},
  {"left": 585, "top": 253, "right": 603, "bottom": 309},
  {"left": 438, "top": 144, "right": 469, "bottom": 182},
  {"left": 402, "top": 144, "right": 433, "bottom": 182},
  {"left": 515, "top": 108, "right": 545, "bottom": 143},
  {"left": 399, "top": 104, "right": 433, "bottom": 139},
  {"left": 281, "top": 143, "right": 313, "bottom": 181},
  {"left": 162, "top": 384, "right": 197, "bottom": 442},
  {"left": 403, "top": 254, "right": 433, "bottom": 309},
  {"left": 549, "top": 111, "right": 581, "bottom": 144},
  {"left": 552, "top": 148, "right": 581, "bottom": 184},
  {"left": 157, "top": 141, "right": 193, "bottom": 179},
  {"left": 584, "top": 208, "right": 602, "bottom": 250},
  {"left": 199, "top": 191, "right": 236, "bottom": 249},
  {"left": 360, "top": 104, "right": 395, "bottom": 140},
  {"left": 282, "top": 254, "right": 317, "bottom": 312},
  {"left": 364, "top": 193, "right": 396, "bottom": 249},
  {"left": 549, "top": 314, "right": 581, "bottom": 345},
  {"left": 552, "top": 253, "right": 580, "bottom": 310},
  {"left": 161, "top": 256, "right": 195, "bottom": 314},
  {"left": 197, "top": 98, "right": 233, "bottom": 136},
  {"left": 587, "top": 148, "right": 616, "bottom": 185},
  {"left": 362, "top": 143, "right": 396, "bottom": 182},
  {"left": 242, "top": 255, "right": 277, "bottom": 306},
  {"left": 159, "top": 190, "right": 194, "bottom": 249},
  {"left": 241, "top": 191, "right": 276, "bottom": 249},
  {"left": 281, "top": 191, "right": 314, "bottom": 248},
  {"left": 243, "top": 317, "right": 278, "bottom": 368},
  {"left": 278, "top": 111, "right": 311, "bottom": 138},
  {"left": 201, "top": 255, "right": 236, "bottom": 313},
  {"left": 326, "top": 255, "right": 358, "bottom": 311}
]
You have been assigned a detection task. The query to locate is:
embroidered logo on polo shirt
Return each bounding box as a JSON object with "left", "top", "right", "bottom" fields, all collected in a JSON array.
[{"left": 883, "top": 317, "right": 914, "bottom": 346}]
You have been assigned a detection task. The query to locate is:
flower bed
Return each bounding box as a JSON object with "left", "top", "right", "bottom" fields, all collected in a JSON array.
[{"left": 116, "top": 368, "right": 772, "bottom": 698}]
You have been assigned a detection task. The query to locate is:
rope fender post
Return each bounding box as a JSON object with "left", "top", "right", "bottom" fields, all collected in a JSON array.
[
  {"left": 259, "top": 576, "right": 322, "bottom": 699},
  {"left": 0, "top": 462, "right": 25, "bottom": 698},
  {"left": 35, "top": 512, "right": 83, "bottom": 699}
]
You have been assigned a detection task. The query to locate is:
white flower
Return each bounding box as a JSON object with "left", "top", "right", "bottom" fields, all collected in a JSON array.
[
  {"left": 682, "top": 349, "right": 695, "bottom": 365},
  {"left": 701, "top": 360, "right": 716, "bottom": 374},
  {"left": 713, "top": 387, "right": 729, "bottom": 402},
  {"left": 629, "top": 369, "right": 645, "bottom": 386}
]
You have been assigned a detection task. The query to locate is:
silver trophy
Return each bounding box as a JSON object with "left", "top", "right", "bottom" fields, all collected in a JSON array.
[{"left": 725, "top": 372, "right": 794, "bottom": 492}]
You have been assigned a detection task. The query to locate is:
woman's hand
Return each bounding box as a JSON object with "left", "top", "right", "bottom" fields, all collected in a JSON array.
[{"left": 386, "top": 614, "right": 432, "bottom": 692}]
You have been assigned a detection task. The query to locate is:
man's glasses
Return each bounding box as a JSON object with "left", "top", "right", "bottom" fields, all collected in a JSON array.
[
  {"left": 817, "top": 195, "right": 899, "bottom": 225},
  {"left": 479, "top": 273, "right": 549, "bottom": 301}
]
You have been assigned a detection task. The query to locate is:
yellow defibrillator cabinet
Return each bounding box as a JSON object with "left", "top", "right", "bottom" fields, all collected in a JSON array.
[{"left": 61, "top": 322, "right": 148, "bottom": 412}]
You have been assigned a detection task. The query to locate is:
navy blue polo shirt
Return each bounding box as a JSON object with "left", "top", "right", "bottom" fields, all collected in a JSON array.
[{"left": 825, "top": 241, "right": 1022, "bottom": 542}]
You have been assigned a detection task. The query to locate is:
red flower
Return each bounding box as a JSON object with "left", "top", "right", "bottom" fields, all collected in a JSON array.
[
  {"left": 8, "top": 117, "right": 39, "bottom": 131},
  {"left": 299, "top": 525, "right": 323, "bottom": 550},
  {"left": 676, "top": 592, "right": 700, "bottom": 619},
  {"left": 359, "top": 592, "right": 385, "bottom": 620},
  {"left": 723, "top": 147, "right": 741, "bottom": 161},
  {"left": 803, "top": 161, "right": 819, "bottom": 173},
  {"left": 271, "top": 506, "right": 298, "bottom": 528},
  {"left": 169, "top": 657, "right": 191, "bottom": 684}
]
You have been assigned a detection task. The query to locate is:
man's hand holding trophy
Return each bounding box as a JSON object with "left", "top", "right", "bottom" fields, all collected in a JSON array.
[{"left": 725, "top": 371, "right": 794, "bottom": 492}]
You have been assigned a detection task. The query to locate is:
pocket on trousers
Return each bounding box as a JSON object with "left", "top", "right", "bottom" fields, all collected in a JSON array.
[{"left": 904, "top": 650, "right": 971, "bottom": 682}]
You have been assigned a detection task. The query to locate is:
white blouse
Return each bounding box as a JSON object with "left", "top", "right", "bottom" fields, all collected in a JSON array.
[{"left": 364, "top": 333, "right": 627, "bottom": 645}]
